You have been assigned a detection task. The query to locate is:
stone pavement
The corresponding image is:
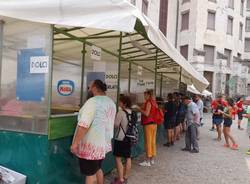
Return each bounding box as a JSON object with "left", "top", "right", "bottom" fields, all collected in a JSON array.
[{"left": 105, "top": 113, "right": 250, "bottom": 184}]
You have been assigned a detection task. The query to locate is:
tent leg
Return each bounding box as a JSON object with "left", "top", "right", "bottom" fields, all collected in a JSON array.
[
  {"left": 0, "top": 20, "right": 4, "bottom": 98},
  {"left": 80, "top": 41, "right": 86, "bottom": 106},
  {"left": 179, "top": 67, "right": 182, "bottom": 93},
  {"left": 117, "top": 32, "right": 123, "bottom": 107},
  {"left": 48, "top": 25, "right": 55, "bottom": 118},
  {"left": 160, "top": 73, "right": 163, "bottom": 98},
  {"left": 128, "top": 61, "right": 131, "bottom": 94},
  {"left": 154, "top": 50, "right": 158, "bottom": 96}
]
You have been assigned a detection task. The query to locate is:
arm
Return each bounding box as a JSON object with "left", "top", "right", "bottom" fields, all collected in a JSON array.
[
  {"left": 140, "top": 102, "right": 151, "bottom": 117},
  {"left": 221, "top": 107, "right": 233, "bottom": 119},
  {"left": 114, "top": 111, "right": 123, "bottom": 128},
  {"left": 71, "top": 126, "right": 88, "bottom": 154},
  {"left": 243, "top": 114, "right": 250, "bottom": 118}
]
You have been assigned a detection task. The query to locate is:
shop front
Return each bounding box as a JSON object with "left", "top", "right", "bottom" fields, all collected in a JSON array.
[{"left": 0, "top": 1, "right": 209, "bottom": 183}]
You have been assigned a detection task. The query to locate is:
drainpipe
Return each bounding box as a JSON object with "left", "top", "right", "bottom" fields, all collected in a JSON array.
[{"left": 175, "top": 0, "right": 179, "bottom": 48}]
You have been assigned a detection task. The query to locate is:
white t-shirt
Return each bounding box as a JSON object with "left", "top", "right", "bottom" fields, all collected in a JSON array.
[{"left": 73, "top": 96, "right": 116, "bottom": 160}]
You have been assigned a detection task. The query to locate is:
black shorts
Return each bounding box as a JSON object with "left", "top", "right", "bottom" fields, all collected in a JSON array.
[
  {"left": 79, "top": 158, "right": 103, "bottom": 176},
  {"left": 224, "top": 119, "right": 233, "bottom": 127},
  {"left": 164, "top": 117, "right": 176, "bottom": 129},
  {"left": 175, "top": 116, "right": 185, "bottom": 126},
  {"left": 238, "top": 111, "right": 243, "bottom": 120},
  {"left": 113, "top": 140, "right": 132, "bottom": 158}
]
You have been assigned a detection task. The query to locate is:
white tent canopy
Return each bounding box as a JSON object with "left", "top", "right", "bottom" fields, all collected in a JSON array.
[
  {"left": 0, "top": 0, "right": 209, "bottom": 91},
  {"left": 187, "top": 85, "right": 201, "bottom": 95},
  {"left": 202, "top": 89, "right": 212, "bottom": 97}
]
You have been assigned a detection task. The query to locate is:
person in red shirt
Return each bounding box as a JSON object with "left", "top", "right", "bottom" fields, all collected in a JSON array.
[
  {"left": 210, "top": 95, "right": 227, "bottom": 131},
  {"left": 236, "top": 97, "right": 244, "bottom": 130}
]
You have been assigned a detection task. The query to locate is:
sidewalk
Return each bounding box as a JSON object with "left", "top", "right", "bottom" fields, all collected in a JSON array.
[{"left": 105, "top": 113, "right": 250, "bottom": 184}]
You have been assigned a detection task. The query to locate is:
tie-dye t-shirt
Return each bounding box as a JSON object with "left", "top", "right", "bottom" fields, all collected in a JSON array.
[{"left": 74, "top": 96, "right": 116, "bottom": 160}]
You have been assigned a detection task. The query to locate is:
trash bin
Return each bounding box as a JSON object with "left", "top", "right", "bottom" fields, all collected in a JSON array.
[{"left": 0, "top": 166, "right": 26, "bottom": 184}]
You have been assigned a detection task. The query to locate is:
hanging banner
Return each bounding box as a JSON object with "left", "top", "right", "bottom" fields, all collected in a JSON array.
[
  {"left": 16, "top": 48, "right": 46, "bottom": 102},
  {"left": 105, "top": 71, "right": 118, "bottom": 91},
  {"left": 30, "top": 56, "right": 49, "bottom": 74},
  {"left": 91, "top": 46, "right": 102, "bottom": 61},
  {"left": 57, "top": 80, "right": 75, "bottom": 96}
]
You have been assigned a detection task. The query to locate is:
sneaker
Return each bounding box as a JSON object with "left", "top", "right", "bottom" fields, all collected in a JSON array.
[
  {"left": 209, "top": 128, "right": 215, "bottom": 131},
  {"left": 111, "top": 179, "right": 125, "bottom": 184},
  {"left": 139, "top": 160, "right": 151, "bottom": 167},
  {"left": 150, "top": 159, "right": 155, "bottom": 165},
  {"left": 190, "top": 149, "right": 199, "bottom": 153},
  {"left": 163, "top": 143, "right": 171, "bottom": 147},
  {"left": 181, "top": 148, "right": 191, "bottom": 151},
  {"left": 246, "top": 148, "right": 250, "bottom": 155},
  {"left": 231, "top": 144, "right": 239, "bottom": 150},
  {"left": 223, "top": 144, "right": 230, "bottom": 148}
]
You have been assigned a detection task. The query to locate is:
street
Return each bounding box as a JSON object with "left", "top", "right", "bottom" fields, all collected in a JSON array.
[{"left": 106, "top": 113, "right": 250, "bottom": 184}]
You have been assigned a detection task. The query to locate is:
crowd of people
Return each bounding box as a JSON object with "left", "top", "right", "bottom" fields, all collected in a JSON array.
[{"left": 70, "top": 79, "right": 250, "bottom": 184}]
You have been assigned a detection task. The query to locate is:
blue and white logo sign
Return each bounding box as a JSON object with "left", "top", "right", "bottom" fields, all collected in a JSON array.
[{"left": 57, "top": 80, "right": 74, "bottom": 96}]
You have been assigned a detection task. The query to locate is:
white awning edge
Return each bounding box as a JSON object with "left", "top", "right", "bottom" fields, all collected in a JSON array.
[
  {"left": 0, "top": 0, "right": 209, "bottom": 91},
  {"left": 187, "top": 85, "right": 201, "bottom": 95}
]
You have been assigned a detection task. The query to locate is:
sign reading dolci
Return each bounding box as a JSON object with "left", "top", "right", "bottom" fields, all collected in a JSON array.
[{"left": 57, "top": 80, "right": 75, "bottom": 96}]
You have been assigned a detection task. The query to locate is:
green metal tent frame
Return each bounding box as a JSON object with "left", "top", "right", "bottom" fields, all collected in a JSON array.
[{"left": 51, "top": 20, "right": 181, "bottom": 115}]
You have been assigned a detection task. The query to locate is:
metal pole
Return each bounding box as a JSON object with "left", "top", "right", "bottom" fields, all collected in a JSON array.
[
  {"left": 160, "top": 73, "right": 163, "bottom": 98},
  {"left": 175, "top": 0, "right": 179, "bottom": 48},
  {"left": 117, "top": 32, "right": 123, "bottom": 108},
  {"left": 128, "top": 61, "right": 132, "bottom": 94},
  {"left": 0, "top": 20, "right": 4, "bottom": 98},
  {"left": 48, "top": 25, "right": 55, "bottom": 118},
  {"left": 179, "top": 66, "right": 182, "bottom": 93},
  {"left": 154, "top": 50, "right": 158, "bottom": 96},
  {"left": 80, "top": 41, "right": 86, "bottom": 106}
]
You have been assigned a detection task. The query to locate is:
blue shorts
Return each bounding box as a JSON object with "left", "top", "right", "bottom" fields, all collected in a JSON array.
[
  {"left": 224, "top": 119, "right": 232, "bottom": 127},
  {"left": 213, "top": 118, "right": 223, "bottom": 125}
]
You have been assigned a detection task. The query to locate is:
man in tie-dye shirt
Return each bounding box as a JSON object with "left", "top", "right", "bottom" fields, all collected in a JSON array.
[{"left": 71, "top": 80, "right": 116, "bottom": 184}]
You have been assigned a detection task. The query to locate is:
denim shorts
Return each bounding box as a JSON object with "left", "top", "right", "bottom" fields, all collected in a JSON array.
[
  {"left": 224, "top": 119, "right": 232, "bottom": 127},
  {"left": 213, "top": 118, "right": 223, "bottom": 125}
]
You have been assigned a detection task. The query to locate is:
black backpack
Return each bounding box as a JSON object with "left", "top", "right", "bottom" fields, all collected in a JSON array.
[{"left": 121, "top": 110, "right": 139, "bottom": 146}]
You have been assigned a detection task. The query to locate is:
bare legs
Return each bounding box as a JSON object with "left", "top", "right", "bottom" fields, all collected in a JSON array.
[
  {"left": 115, "top": 157, "right": 131, "bottom": 182},
  {"left": 216, "top": 124, "right": 222, "bottom": 141},
  {"left": 223, "top": 126, "right": 237, "bottom": 146},
  {"left": 85, "top": 169, "right": 103, "bottom": 184}
]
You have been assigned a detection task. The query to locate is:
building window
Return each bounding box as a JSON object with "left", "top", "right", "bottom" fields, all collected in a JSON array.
[
  {"left": 204, "top": 71, "right": 213, "bottom": 92},
  {"left": 247, "top": 0, "right": 250, "bottom": 10},
  {"left": 204, "top": 45, "right": 215, "bottom": 64},
  {"left": 241, "top": 0, "right": 244, "bottom": 16},
  {"left": 239, "top": 23, "right": 243, "bottom": 40},
  {"left": 246, "top": 18, "right": 250, "bottom": 31},
  {"left": 182, "top": 0, "right": 190, "bottom": 4},
  {"left": 207, "top": 11, "right": 216, "bottom": 30},
  {"left": 180, "top": 45, "right": 189, "bottom": 60},
  {"left": 181, "top": 11, "right": 189, "bottom": 31},
  {"left": 227, "top": 16, "right": 233, "bottom": 35},
  {"left": 142, "top": 0, "right": 148, "bottom": 15},
  {"left": 131, "top": 0, "right": 136, "bottom": 5},
  {"left": 245, "top": 38, "right": 250, "bottom": 52},
  {"left": 159, "top": 0, "right": 168, "bottom": 36},
  {"left": 228, "top": 0, "right": 234, "bottom": 9},
  {"left": 224, "top": 49, "right": 232, "bottom": 67}
]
